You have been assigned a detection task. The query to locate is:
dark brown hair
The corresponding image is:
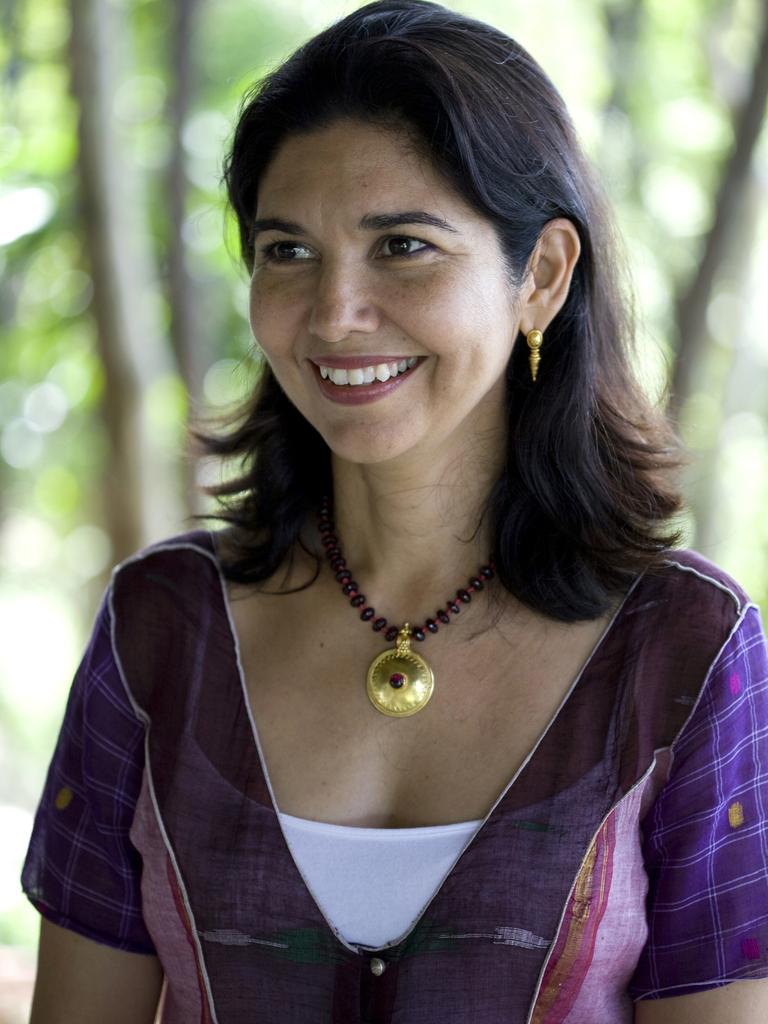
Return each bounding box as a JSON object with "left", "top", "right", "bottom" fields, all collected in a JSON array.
[{"left": 199, "top": 0, "right": 684, "bottom": 621}]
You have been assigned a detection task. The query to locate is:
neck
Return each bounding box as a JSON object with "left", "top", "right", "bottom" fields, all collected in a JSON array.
[{"left": 309, "top": 439, "right": 505, "bottom": 620}]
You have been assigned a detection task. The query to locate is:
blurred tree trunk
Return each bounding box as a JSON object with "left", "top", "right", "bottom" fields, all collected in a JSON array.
[
  {"left": 166, "top": 0, "right": 205, "bottom": 513},
  {"left": 69, "top": 0, "right": 182, "bottom": 562},
  {"left": 167, "top": 0, "right": 204, "bottom": 399},
  {"left": 691, "top": 171, "right": 765, "bottom": 557},
  {"left": 668, "top": 0, "right": 768, "bottom": 419},
  {"left": 600, "top": 0, "right": 646, "bottom": 201}
]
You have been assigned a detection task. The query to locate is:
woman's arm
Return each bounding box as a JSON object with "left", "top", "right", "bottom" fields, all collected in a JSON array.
[
  {"left": 29, "top": 918, "right": 164, "bottom": 1024},
  {"left": 635, "top": 978, "right": 768, "bottom": 1023}
]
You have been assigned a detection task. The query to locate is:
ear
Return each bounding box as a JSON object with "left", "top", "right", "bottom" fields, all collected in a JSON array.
[{"left": 518, "top": 218, "right": 581, "bottom": 335}]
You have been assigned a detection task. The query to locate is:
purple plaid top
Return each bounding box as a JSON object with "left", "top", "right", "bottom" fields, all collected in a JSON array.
[{"left": 21, "top": 533, "right": 768, "bottom": 1022}]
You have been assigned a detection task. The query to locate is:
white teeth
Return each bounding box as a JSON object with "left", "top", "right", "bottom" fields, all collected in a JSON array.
[{"left": 318, "top": 357, "right": 420, "bottom": 386}]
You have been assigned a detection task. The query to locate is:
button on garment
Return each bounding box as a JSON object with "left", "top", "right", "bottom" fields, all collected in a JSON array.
[{"left": 369, "top": 957, "right": 386, "bottom": 976}]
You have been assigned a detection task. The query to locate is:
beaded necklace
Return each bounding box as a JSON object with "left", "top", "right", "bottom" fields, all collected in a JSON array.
[{"left": 317, "top": 495, "right": 495, "bottom": 717}]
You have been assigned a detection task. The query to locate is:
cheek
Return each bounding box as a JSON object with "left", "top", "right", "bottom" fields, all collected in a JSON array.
[
  {"left": 248, "top": 278, "right": 301, "bottom": 353},
  {"left": 405, "top": 276, "right": 512, "bottom": 365},
  {"left": 383, "top": 271, "right": 480, "bottom": 343}
]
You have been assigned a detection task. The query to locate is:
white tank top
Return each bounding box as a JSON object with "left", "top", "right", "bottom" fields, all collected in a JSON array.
[{"left": 278, "top": 810, "right": 483, "bottom": 948}]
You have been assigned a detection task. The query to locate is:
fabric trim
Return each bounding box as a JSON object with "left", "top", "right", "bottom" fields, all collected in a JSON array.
[{"left": 108, "top": 566, "right": 221, "bottom": 1024}]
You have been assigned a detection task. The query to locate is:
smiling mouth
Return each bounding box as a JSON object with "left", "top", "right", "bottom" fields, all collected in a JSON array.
[{"left": 316, "top": 357, "right": 420, "bottom": 387}]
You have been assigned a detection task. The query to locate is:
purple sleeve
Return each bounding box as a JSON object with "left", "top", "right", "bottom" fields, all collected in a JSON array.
[
  {"left": 20, "top": 591, "right": 156, "bottom": 954},
  {"left": 629, "top": 604, "right": 768, "bottom": 999}
]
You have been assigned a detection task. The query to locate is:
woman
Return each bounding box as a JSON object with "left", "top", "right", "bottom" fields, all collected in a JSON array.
[{"left": 22, "top": 1, "right": 768, "bottom": 1021}]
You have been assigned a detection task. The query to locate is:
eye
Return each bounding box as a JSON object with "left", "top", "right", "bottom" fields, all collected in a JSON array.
[
  {"left": 258, "top": 241, "right": 315, "bottom": 262},
  {"left": 378, "top": 236, "right": 432, "bottom": 258}
]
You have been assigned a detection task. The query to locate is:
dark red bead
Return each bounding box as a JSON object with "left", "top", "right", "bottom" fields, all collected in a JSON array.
[
  {"left": 360, "top": 607, "right": 375, "bottom": 621},
  {"left": 336, "top": 570, "right": 352, "bottom": 582},
  {"left": 426, "top": 619, "right": 438, "bottom": 634},
  {"left": 326, "top": 547, "right": 341, "bottom": 559},
  {"left": 389, "top": 673, "right": 405, "bottom": 689},
  {"left": 322, "top": 535, "right": 338, "bottom": 547},
  {"left": 437, "top": 609, "right": 450, "bottom": 624},
  {"left": 385, "top": 627, "right": 399, "bottom": 642},
  {"left": 412, "top": 627, "right": 426, "bottom": 641},
  {"left": 318, "top": 521, "right": 332, "bottom": 533},
  {"left": 372, "top": 617, "right": 387, "bottom": 631},
  {"left": 470, "top": 577, "right": 484, "bottom": 590},
  {"left": 330, "top": 558, "right": 345, "bottom": 571},
  {"left": 342, "top": 582, "right": 358, "bottom": 595},
  {"left": 457, "top": 589, "right": 471, "bottom": 603},
  {"left": 351, "top": 594, "right": 366, "bottom": 607},
  {"left": 448, "top": 601, "right": 460, "bottom": 614},
  {"left": 480, "top": 565, "right": 494, "bottom": 579}
]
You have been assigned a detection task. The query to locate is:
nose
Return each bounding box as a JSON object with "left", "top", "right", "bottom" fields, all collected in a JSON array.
[{"left": 306, "top": 261, "right": 380, "bottom": 344}]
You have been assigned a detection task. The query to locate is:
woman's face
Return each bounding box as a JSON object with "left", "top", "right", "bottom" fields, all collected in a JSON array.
[{"left": 249, "top": 118, "right": 523, "bottom": 468}]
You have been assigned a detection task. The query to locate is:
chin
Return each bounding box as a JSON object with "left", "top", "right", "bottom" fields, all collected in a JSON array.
[{"left": 321, "top": 423, "right": 419, "bottom": 466}]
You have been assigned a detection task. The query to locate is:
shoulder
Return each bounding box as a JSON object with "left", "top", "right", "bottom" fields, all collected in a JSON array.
[
  {"left": 107, "top": 529, "right": 234, "bottom": 712},
  {"left": 627, "top": 548, "right": 767, "bottom": 766},
  {"left": 626, "top": 547, "right": 757, "bottom": 658},
  {"left": 657, "top": 548, "right": 751, "bottom": 616},
  {"left": 108, "top": 528, "right": 228, "bottom": 639},
  {"left": 109, "top": 527, "right": 225, "bottom": 597},
  {"left": 112, "top": 527, "right": 218, "bottom": 573},
  {"left": 606, "top": 549, "right": 763, "bottom": 754}
]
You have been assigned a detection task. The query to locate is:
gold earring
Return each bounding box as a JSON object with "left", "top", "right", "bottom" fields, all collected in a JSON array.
[{"left": 526, "top": 329, "right": 543, "bottom": 382}]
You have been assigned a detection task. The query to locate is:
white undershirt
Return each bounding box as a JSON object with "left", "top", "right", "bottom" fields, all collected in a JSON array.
[{"left": 278, "top": 810, "right": 483, "bottom": 948}]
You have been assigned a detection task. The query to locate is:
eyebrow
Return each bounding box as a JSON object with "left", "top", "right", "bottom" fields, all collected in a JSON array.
[
  {"left": 363, "top": 211, "right": 460, "bottom": 233},
  {"left": 249, "top": 210, "right": 460, "bottom": 241}
]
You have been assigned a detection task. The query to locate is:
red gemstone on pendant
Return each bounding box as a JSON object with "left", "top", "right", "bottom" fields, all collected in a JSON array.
[{"left": 389, "top": 673, "right": 406, "bottom": 689}]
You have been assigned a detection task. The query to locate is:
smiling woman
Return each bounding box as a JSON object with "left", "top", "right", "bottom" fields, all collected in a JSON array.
[{"left": 20, "top": 1, "right": 768, "bottom": 1023}]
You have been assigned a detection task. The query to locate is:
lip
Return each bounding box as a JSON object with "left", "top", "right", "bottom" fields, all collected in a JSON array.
[
  {"left": 309, "top": 355, "right": 419, "bottom": 370},
  {"left": 312, "top": 358, "right": 423, "bottom": 405}
]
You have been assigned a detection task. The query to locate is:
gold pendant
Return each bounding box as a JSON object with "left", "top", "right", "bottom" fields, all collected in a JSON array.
[{"left": 366, "top": 623, "right": 435, "bottom": 717}]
